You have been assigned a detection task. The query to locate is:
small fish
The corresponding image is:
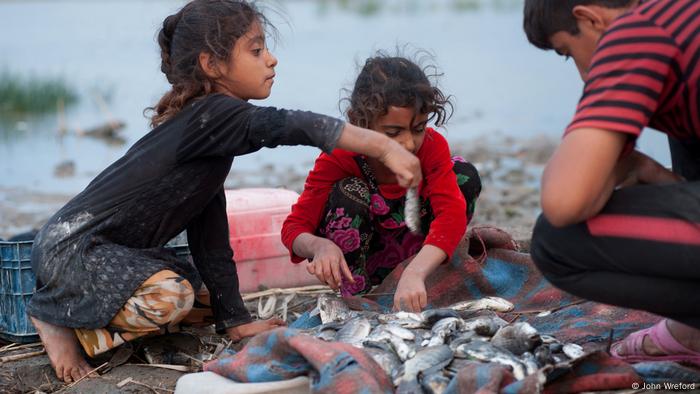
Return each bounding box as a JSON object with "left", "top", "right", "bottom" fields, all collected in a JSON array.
[
  {"left": 378, "top": 311, "right": 426, "bottom": 329},
  {"left": 540, "top": 334, "right": 559, "bottom": 344},
  {"left": 533, "top": 344, "right": 554, "bottom": 367},
  {"left": 404, "top": 187, "right": 421, "bottom": 234},
  {"left": 335, "top": 317, "right": 371, "bottom": 347},
  {"left": 317, "top": 294, "right": 353, "bottom": 323},
  {"left": 562, "top": 343, "right": 584, "bottom": 360},
  {"left": 445, "top": 357, "right": 474, "bottom": 375},
  {"left": 461, "top": 315, "right": 507, "bottom": 336},
  {"left": 388, "top": 335, "right": 417, "bottom": 362},
  {"left": 429, "top": 317, "right": 464, "bottom": 347},
  {"left": 395, "top": 345, "right": 454, "bottom": 386},
  {"left": 316, "top": 328, "right": 337, "bottom": 342},
  {"left": 520, "top": 351, "right": 539, "bottom": 376},
  {"left": 384, "top": 324, "right": 416, "bottom": 341},
  {"left": 449, "top": 331, "right": 478, "bottom": 350},
  {"left": 422, "top": 309, "right": 460, "bottom": 326},
  {"left": 447, "top": 297, "right": 514, "bottom": 313},
  {"left": 421, "top": 372, "right": 451, "bottom": 394},
  {"left": 491, "top": 322, "right": 542, "bottom": 356},
  {"left": 365, "top": 347, "right": 402, "bottom": 380},
  {"left": 366, "top": 325, "right": 393, "bottom": 343},
  {"left": 549, "top": 342, "right": 563, "bottom": 353},
  {"left": 453, "top": 341, "right": 527, "bottom": 380}
]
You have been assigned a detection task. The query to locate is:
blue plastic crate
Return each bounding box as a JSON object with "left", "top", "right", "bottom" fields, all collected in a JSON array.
[{"left": 0, "top": 241, "right": 39, "bottom": 343}]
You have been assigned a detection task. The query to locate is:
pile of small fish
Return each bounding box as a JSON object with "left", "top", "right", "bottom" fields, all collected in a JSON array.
[{"left": 304, "top": 295, "right": 585, "bottom": 393}]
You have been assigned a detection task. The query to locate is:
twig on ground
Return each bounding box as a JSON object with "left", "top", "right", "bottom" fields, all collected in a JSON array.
[
  {"left": 242, "top": 285, "right": 332, "bottom": 301},
  {"left": 130, "top": 363, "right": 192, "bottom": 372},
  {"left": 0, "top": 349, "right": 45, "bottom": 362},
  {"left": 509, "top": 300, "right": 587, "bottom": 316},
  {"left": 58, "top": 361, "right": 109, "bottom": 391},
  {"left": 0, "top": 342, "right": 43, "bottom": 354}
]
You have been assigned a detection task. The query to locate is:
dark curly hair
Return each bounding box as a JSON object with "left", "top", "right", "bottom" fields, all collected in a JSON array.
[
  {"left": 524, "top": 0, "right": 636, "bottom": 50},
  {"left": 343, "top": 52, "right": 453, "bottom": 130},
  {"left": 147, "top": 0, "right": 273, "bottom": 127}
]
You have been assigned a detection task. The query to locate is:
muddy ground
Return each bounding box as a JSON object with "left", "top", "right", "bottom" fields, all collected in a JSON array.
[{"left": 0, "top": 135, "right": 553, "bottom": 393}]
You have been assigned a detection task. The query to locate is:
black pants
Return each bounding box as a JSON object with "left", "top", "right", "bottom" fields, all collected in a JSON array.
[{"left": 531, "top": 136, "right": 700, "bottom": 329}]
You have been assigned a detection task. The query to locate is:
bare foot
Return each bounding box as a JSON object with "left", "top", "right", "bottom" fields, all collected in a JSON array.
[
  {"left": 31, "top": 317, "right": 92, "bottom": 383},
  {"left": 617, "top": 319, "right": 700, "bottom": 356},
  {"left": 225, "top": 318, "right": 286, "bottom": 342}
]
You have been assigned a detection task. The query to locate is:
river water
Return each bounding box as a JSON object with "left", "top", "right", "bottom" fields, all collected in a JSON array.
[{"left": 0, "top": 0, "right": 670, "bottom": 194}]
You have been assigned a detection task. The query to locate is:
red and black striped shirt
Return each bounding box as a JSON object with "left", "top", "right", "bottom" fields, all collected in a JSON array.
[{"left": 568, "top": 0, "right": 700, "bottom": 142}]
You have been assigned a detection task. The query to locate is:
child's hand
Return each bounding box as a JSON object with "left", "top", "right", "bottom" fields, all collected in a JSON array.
[
  {"left": 393, "top": 272, "right": 427, "bottom": 313},
  {"left": 226, "top": 318, "right": 286, "bottom": 342},
  {"left": 306, "top": 238, "right": 355, "bottom": 290},
  {"left": 380, "top": 139, "right": 422, "bottom": 188}
]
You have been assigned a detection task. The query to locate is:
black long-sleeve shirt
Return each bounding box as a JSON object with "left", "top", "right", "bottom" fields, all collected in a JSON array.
[{"left": 27, "top": 94, "right": 344, "bottom": 331}]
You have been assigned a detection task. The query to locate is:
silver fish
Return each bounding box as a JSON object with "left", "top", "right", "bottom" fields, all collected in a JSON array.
[
  {"left": 384, "top": 324, "right": 416, "bottom": 341},
  {"left": 366, "top": 325, "right": 393, "bottom": 343},
  {"left": 335, "top": 317, "right": 371, "bottom": 347},
  {"left": 461, "top": 315, "right": 507, "bottom": 336},
  {"left": 404, "top": 187, "right": 421, "bottom": 234},
  {"left": 453, "top": 341, "right": 527, "bottom": 380},
  {"left": 421, "top": 372, "right": 451, "bottom": 394},
  {"left": 447, "top": 297, "right": 515, "bottom": 313},
  {"left": 365, "top": 347, "right": 402, "bottom": 380},
  {"left": 396, "top": 345, "right": 454, "bottom": 386},
  {"left": 429, "top": 317, "right": 464, "bottom": 347},
  {"left": 316, "top": 328, "right": 337, "bottom": 342},
  {"left": 449, "top": 331, "right": 478, "bottom": 350},
  {"left": 520, "top": 351, "right": 539, "bottom": 376},
  {"left": 316, "top": 294, "right": 354, "bottom": 323},
  {"left": 534, "top": 344, "right": 554, "bottom": 367},
  {"left": 540, "top": 334, "right": 559, "bottom": 344},
  {"left": 389, "top": 335, "right": 417, "bottom": 362},
  {"left": 491, "top": 322, "right": 541, "bottom": 356},
  {"left": 422, "top": 309, "right": 460, "bottom": 325},
  {"left": 563, "top": 343, "right": 585, "bottom": 360}
]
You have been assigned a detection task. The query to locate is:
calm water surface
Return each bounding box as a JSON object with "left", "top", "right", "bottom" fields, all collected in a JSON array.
[{"left": 0, "top": 0, "right": 670, "bottom": 194}]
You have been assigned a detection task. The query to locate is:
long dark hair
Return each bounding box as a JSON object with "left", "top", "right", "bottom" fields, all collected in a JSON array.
[
  {"left": 147, "top": 0, "right": 271, "bottom": 127},
  {"left": 342, "top": 51, "right": 453, "bottom": 130}
]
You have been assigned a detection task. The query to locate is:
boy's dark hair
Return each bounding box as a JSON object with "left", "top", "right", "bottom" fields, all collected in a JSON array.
[
  {"left": 524, "top": 0, "right": 636, "bottom": 50},
  {"left": 148, "top": 0, "right": 272, "bottom": 127},
  {"left": 344, "top": 52, "right": 453, "bottom": 130}
]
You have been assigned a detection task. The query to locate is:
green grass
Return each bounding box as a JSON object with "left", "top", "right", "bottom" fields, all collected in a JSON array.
[{"left": 0, "top": 71, "right": 78, "bottom": 115}]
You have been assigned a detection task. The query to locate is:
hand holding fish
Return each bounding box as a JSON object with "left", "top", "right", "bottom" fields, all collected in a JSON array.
[
  {"left": 394, "top": 271, "right": 428, "bottom": 313},
  {"left": 378, "top": 138, "right": 422, "bottom": 188},
  {"left": 306, "top": 238, "right": 355, "bottom": 290}
]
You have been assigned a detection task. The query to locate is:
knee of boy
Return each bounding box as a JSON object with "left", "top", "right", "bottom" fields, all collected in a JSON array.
[{"left": 530, "top": 214, "right": 576, "bottom": 284}]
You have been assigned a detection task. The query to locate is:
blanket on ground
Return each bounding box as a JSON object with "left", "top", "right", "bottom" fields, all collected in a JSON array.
[{"left": 204, "top": 227, "right": 699, "bottom": 393}]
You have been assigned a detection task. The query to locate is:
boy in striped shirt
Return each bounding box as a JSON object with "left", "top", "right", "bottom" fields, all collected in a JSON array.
[{"left": 525, "top": 0, "right": 700, "bottom": 366}]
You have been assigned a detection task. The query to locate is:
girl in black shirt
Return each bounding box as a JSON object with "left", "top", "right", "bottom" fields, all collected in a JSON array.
[{"left": 27, "top": 0, "right": 421, "bottom": 383}]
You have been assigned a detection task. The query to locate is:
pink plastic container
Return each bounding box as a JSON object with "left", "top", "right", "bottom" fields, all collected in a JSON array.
[{"left": 225, "top": 188, "right": 320, "bottom": 293}]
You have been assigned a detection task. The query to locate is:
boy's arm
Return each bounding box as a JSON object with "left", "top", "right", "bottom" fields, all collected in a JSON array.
[{"left": 542, "top": 127, "right": 680, "bottom": 227}]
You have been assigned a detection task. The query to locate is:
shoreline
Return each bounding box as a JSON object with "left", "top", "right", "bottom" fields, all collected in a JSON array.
[{"left": 0, "top": 134, "right": 554, "bottom": 242}]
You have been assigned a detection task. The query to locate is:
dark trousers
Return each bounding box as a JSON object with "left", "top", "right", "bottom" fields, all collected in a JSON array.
[{"left": 531, "top": 137, "right": 700, "bottom": 329}]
